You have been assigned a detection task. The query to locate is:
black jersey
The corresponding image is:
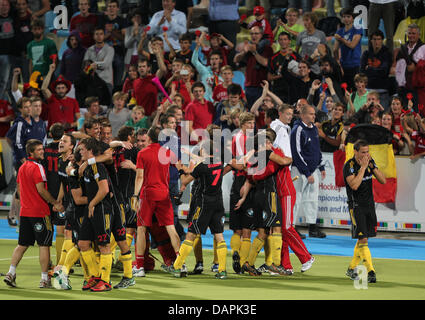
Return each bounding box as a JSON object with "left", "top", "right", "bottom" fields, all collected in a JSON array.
[
  {"left": 191, "top": 161, "right": 224, "bottom": 202},
  {"left": 68, "top": 173, "right": 87, "bottom": 219},
  {"left": 83, "top": 162, "right": 111, "bottom": 206},
  {"left": 320, "top": 119, "right": 344, "bottom": 152},
  {"left": 43, "top": 141, "right": 61, "bottom": 198},
  {"left": 113, "top": 146, "right": 138, "bottom": 199},
  {"left": 98, "top": 140, "right": 122, "bottom": 197},
  {"left": 252, "top": 150, "right": 278, "bottom": 194},
  {"left": 58, "top": 156, "right": 71, "bottom": 208},
  {"left": 343, "top": 156, "right": 375, "bottom": 207}
]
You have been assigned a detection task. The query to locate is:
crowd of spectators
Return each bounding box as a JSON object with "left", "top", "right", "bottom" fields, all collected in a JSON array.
[{"left": 2, "top": 0, "right": 425, "bottom": 164}]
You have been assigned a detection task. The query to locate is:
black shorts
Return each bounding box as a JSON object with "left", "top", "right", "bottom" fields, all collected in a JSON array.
[
  {"left": 229, "top": 176, "right": 256, "bottom": 231},
  {"left": 50, "top": 204, "right": 67, "bottom": 226},
  {"left": 349, "top": 205, "right": 377, "bottom": 239},
  {"left": 65, "top": 204, "right": 86, "bottom": 243},
  {"left": 253, "top": 191, "right": 282, "bottom": 229},
  {"left": 188, "top": 198, "right": 225, "bottom": 235},
  {"left": 111, "top": 197, "right": 127, "bottom": 242},
  {"left": 18, "top": 216, "right": 53, "bottom": 247},
  {"left": 79, "top": 202, "right": 112, "bottom": 246},
  {"left": 187, "top": 180, "right": 201, "bottom": 222},
  {"left": 123, "top": 197, "right": 137, "bottom": 229}
]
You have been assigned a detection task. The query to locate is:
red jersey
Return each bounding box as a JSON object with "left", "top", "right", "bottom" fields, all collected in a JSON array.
[
  {"left": 69, "top": 14, "right": 98, "bottom": 48},
  {"left": 212, "top": 83, "right": 246, "bottom": 103},
  {"left": 252, "top": 147, "right": 295, "bottom": 197},
  {"left": 245, "top": 46, "right": 273, "bottom": 87},
  {"left": 136, "top": 143, "right": 176, "bottom": 201},
  {"left": 256, "top": 111, "right": 266, "bottom": 129},
  {"left": 0, "top": 99, "right": 14, "bottom": 137},
  {"left": 411, "top": 131, "right": 425, "bottom": 155},
  {"left": 172, "top": 79, "right": 194, "bottom": 111},
  {"left": 17, "top": 158, "right": 50, "bottom": 217},
  {"left": 133, "top": 75, "right": 159, "bottom": 116},
  {"left": 46, "top": 95, "right": 80, "bottom": 130},
  {"left": 184, "top": 99, "right": 215, "bottom": 131}
]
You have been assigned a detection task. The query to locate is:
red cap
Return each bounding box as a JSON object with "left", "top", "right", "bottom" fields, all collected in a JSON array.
[{"left": 253, "top": 6, "right": 265, "bottom": 15}]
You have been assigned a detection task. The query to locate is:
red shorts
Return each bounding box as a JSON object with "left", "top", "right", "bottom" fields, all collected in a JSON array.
[{"left": 137, "top": 196, "right": 174, "bottom": 227}]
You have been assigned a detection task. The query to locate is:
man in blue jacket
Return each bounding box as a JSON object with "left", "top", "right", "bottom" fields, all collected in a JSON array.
[{"left": 290, "top": 104, "right": 326, "bottom": 238}]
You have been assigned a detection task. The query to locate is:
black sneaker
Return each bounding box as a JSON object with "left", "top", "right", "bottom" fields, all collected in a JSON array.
[
  {"left": 189, "top": 262, "right": 204, "bottom": 275},
  {"left": 346, "top": 268, "right": 359, "bottom": 280},
  {"left": 7, "top": 217, "right": 17, "bottom": 227},
  {"left": 242, "top": 262, "right": 262, "bottom": 276},
  {"left": 309, "top": 230, "right": 326, "bottom": 238},
  {"left": 232, "top": 251, "right": 241, "bottom": 274},
  {"left": 368, "top": 270, "right": 377, "bottom": 283}
]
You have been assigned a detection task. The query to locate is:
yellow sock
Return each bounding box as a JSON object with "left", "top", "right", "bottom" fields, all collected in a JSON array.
[
  {"left": 213, "top": 238, "right": 219, "bottom": 264},
  {"left": 55, "top": 234, "right": 65, "bottom": 265},
  {"left": 62, "top": 246, "right": 80, "bottom": 275},
  {"left": 120, "top": 253, "right": 133, "bottom": 279},
  {"left": 126, "top": 233, "right": 134, "bottom": 249},
  {"left": 358, "top": 243, "right": 375, "bottom": 272},
  {"left": 173, "top": 240, "right": 194, "bottom": 270},
  {"left": 58, "top": 239, "right": 74, "bottom": 266},
  {"left": 95, "top": 251, "right": 101, "bottom": 264},
  {"left": 247, "top": 237, "right": 264, "bottom": 266},
  {"left": 216, "top": 241, "right": 227, "bottom": 272},
  {"left": 80, "top": 253, "right": 90, "bottom": 281},
  {"left": 99, "top": 253, "right": 113, "bottom": 283},
  {"left": 193, "top": 235, "right": 203, "bottom": 263},
  {"left": 230, "top": 234, "right": 241, "bottom": 255},
  {"left": 271, "top": 233, "right": 282, "bottom": 266},
  {"left": 264, "top": 236, "right": 273, "bottom": 266},
  {"left": 240, "top": 238, "right": 252, "bottom": 266},
  {"left": 81, "top": 249, "right": 100, "bottom": 278},
  {"left": 110, "top": 234, "right": 118, "bottom": 261},
  {"left": 349, "top": 241, "right": 361, "bottom": 269}
]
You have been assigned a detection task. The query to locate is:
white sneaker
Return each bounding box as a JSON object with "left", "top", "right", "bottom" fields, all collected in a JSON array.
[
  {"left": 133, "top": 267, "right": 145, "bottom": 277},
  {"left": 301, "top": 256, "right": 315, "bottom": 273}
]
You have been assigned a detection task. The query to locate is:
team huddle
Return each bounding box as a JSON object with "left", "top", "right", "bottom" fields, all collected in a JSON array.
[{"left": 3, "top": 107, "right": 383, "bottom": 291}]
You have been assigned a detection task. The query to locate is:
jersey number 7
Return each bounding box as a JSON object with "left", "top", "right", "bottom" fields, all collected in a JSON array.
[{"left": 211, "top": 169, "right": 222, "bottom": 186}]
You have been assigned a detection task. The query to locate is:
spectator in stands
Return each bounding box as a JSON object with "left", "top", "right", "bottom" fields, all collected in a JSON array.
[
  {"left": 108, "top": 91, "right": 131, "bottom": 137},
  {"left": 317, "top": 102, "right": 344, "bottom": 152},
  {"left": 138, "top": 36, "right": 169, "bottom": 75},
  {"left": 242, "top": 6, "right": 273, "bottom": 44},
  {"left": 0, "top": 98, "right": 14, "bottom": 137},
  {"left": 13, "top": 0, "right": 34, "bottom": 83},
  {"left": 69, "top": 0, "right": 98, "bottom": 49},
  {"left": 380, "top": 111, "right": 411, "bottom": 155},
  {"left": 234, "top": 25, "right": 273, "bottom": 108},
  {"left": 184, "top": 81, "right": 215, "bottom": 141},
  {"left": 403, "top": 112, "right": 425, "bottom": 160},
  {"left": 345, "top": 73, "right": 369, "bottom": 115},
  {"left": 60, "top": 31, "right": 86, "bottom": 85},
  {"left": 213, "top": 65, "right": 245, "bottom": 104},
  {"left": 170, "top": 63, "right": 194, "bottom": 112},
  {"left": 147, "top": 0, "right": 187, "bottom": 53},
  {"left": 132, "top": 49, "right": 167, "bottom": 117},
  {"left": 168, "top": 32, "right": 193, "bottom": 67},
  {"left": 125, "top": 105, "right": 149, "bottom": 131},
  {"left": 27, "top": 0, "right": 50, "bottom": 21},
  {"left": 74, "top": 59, "right": 112, "bottom": 108},
  {"left": 250, "top": 80, "right": 283, "bottom": 129},
  {"left": 288, "top": 0, "right": 312, "bottom": 14},
  {"left": 202, "top": 33, "right": 234, "bottom": 67},
  {"left": 27, "top": 18, "right": 57, "bottom": 78},
  {"left": 353, "top": 90, "right": 385, "bottom": 124},
  {"left": 389, "top": 95, "right": 406, "bottom": 135},
  {"left": 208, "top": 0, "right": 239, "bottom": 63},
  {"left": 192, "top": 31, "right": 223, "bottom": 103},
  {"left": 296, "top": 12, "right": 327, "bottom": 76},
  {"left": 77, "top": 96, "right": 104, "bottom": 130},
  {"left": 41, "top": 64, "right": 80, "bottom": 131},
  {"left": 268, "top": 31, "right": 301, "bottom": 104},
  {"left": 314, "top": 88, "right": 334, "bottom": 123},
  {"left": 124, "top": 8, "right": 144, "bottom": 70},
  {"left": 122, "top": 64, "right": 138, "bottom": 97},
  {"left": 333, "top": 7, "right": 362, "bottom": 92},
  {"left": 368, "top": 0, "right": 398, "bottom": 53},
  {"left": 273, "top": 8, "right": 305, "bottom": 52},
  {"left": 360, "top": 30, "right": 392, "bottom": 110},
  {"left": 0, "top": 0, "right": 15, "bottom": 100},
  {"left": 315, "top": 56, "right": 344, "bottom": 108},
  {"left": 284, "top": 59, "right": 314, "bottom": 105},
  {"left": 83, "top": 26, "right": 115, "bottom": 94},
  {"left": 214, "top": 83, "right": 246, "bottom": 130},
  {"left": 97, "top": 0, "right": 129, "bottom": 91},
  {"left": 395, "top": 24, "right": 425, "bottom": 111}
]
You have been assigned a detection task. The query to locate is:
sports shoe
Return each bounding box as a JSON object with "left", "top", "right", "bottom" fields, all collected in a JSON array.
[
  {"left": 211, "top": 263, "right": 219, "bottom": 273},
  {"left": 112, "top": 260, "right": 124, "bottom": 272},
  {"left": 189, "top": 262, "right": 203, "bottom": 275},
  {"left": 232, "top": 251, "right": 241, "bottom": 274},
  {"left": 215, "top": 271, "right": 228, "bottom": 279},
  {"left": 90, "top": 279, "right": 112, "bottom": 292},
  {"left": 277, "top": 266, "right": 294, "bottom": 275},
  {"left": 54, "top": 269, "right": 72, "bottom": 290},
  {"left": 169, "top": 266, "right": 183, "bottom": 278},
  {"left": 368, "top": 270, "right": 377, "bottom": 283},
  {"left": 346, "top": 268, "right": 359, "bottom": 280},
  {"left": 181, "top": 264, "right": 188, "bottom": 277},
  {"left": 82, "top": 276, "right": 100, "bottom": 291},
  {"left": 113, "top": 276, "right": 136, "bottom": 289},
  {"left": 242, "top": 262, "right": 262, "bottom": 276},
  {"left": 301, "top": 256, "right": 315, "bottom": 272},
  {"left": 309, "top": 230, "right": 326, "bottom": 238},
  {"left": 257, "top": 264, "right": 270, "bottom": 274},
  {"left": 267, "top": 263, "right": 281, "bottom": 276},
  {"left": 39, "top": 278, "right": 52, "bottom": 289},
  {"left": 4, "top": 272, "right": 16, "bottom": 287},
  {"left": 7, "top": 217, "right": 17, "bottom": 227},
  {"left": 133, "top": 267, "right": 146, "bottom": 277}
]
